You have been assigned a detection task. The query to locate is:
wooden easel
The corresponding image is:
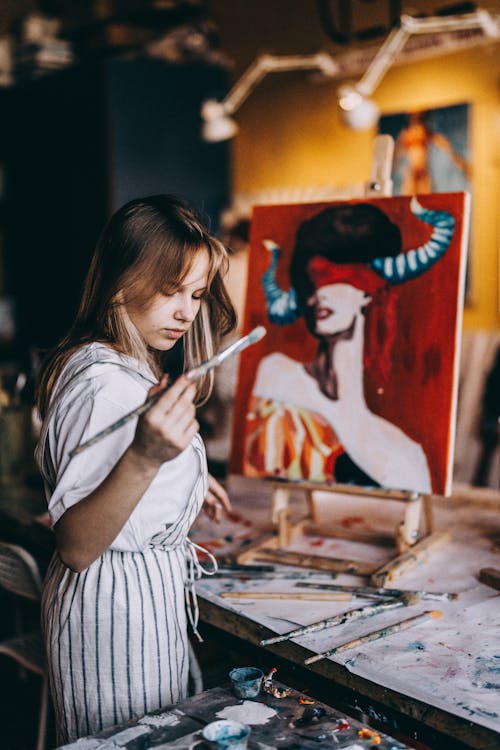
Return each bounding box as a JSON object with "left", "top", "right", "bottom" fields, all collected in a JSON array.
[
  {"left": 236, "top": 135, "right": 451, "bottom": 586},
  {"left": 236, "top": 480, "right": 450, "bottom": 586}
]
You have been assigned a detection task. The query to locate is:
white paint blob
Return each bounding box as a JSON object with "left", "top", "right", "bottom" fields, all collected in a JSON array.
[
  {"left": 138, "top": 710, "right": 181, "bottom": 727},
  {"left": 216, "top": 700, "right": 277, "bottom": 725}
]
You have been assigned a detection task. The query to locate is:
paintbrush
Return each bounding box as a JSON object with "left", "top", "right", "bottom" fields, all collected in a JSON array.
[
  {"left": 217, "top": 564, "right": 276, "bottom": 573},
  {"left": 303, "top": 610, "right": 443, "bottom": 665},
  {"left": 69, "top": 326, "right": 266, "bottom": 457},
  {"left": 259, "top": 593, "right": 420, "bottom": 646},
  {"left": 213, "top": 570, "right": 338, "bottom": 580},
  {"left": 295, "top": 582, "right": 459, "bottom": 602}
]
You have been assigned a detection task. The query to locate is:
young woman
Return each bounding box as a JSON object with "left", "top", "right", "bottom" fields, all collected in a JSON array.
[{"left": 35, "top": 195, "right": 236, "bottom": 743}]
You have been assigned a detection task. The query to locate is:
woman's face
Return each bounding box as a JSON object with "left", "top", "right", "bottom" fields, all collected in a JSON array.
[
  {"left": 307, "top": 282, "right": 370, "bottom": 336},
  {"left": 127, "top": 248, "right": 210, "bottom": 351}
]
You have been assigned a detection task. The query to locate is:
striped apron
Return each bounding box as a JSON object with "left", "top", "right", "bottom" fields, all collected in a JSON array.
[{"left": 37, "top": 359, "right": 214, "bottom": 744}]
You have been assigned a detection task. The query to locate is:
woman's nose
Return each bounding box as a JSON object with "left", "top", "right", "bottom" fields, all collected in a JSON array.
[{"left": 174, "top": 294, "right": 196, "bottom": 322}]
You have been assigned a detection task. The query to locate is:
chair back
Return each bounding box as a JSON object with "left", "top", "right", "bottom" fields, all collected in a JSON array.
[{"left": 0, "top": 542, "right": 42, "bottom": 601}]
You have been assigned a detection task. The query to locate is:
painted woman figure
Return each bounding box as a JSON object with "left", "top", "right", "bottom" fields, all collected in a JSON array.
[{"left": 243, "top": 198, "right": 455, "bottom": 493}]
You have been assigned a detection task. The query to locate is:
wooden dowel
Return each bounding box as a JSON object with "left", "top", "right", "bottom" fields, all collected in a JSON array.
[{"left": 219, "top": 591, "right": 353, "bottom": 601}]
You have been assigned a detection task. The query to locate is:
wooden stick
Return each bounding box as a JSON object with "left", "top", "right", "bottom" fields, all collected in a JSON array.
[
  {"left": 397, "top": 492, "right": 423, "bottom": 551},
  {"left": 370, "top": 531, "right": 451, "bottom": 587},
  {"left": 264, "top": 478, "right": 413, "bottom": 502},
  {"left": 364, "top": 134, "right": 394, "bottom": 197},
  {"left": 259, "top": 593, "right": 419, "bottom": 646},
  {"left": 304, "top": 610, "right": 443, "bottom": 665},
  {"left": 219, "top": 591, "right": 353, "bottom": 601},
  {"left": 295, "top": 581, "right": 459, "bottom": 602},
  {"left": 254, "top": 548, "right": 377, "bottom": 576}
]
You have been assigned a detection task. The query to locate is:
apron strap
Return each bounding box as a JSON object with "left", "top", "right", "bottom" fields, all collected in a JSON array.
[{"left": 184, "top": 539, "right": 218, "bottom": 642}]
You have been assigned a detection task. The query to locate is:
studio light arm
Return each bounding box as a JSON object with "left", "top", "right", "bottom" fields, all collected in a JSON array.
[
  {"left": 339, "top": 8, "right": 500, "bottom": 131},
  {"left": 201, "top": 51, "right": 338, "bottom": 142}
]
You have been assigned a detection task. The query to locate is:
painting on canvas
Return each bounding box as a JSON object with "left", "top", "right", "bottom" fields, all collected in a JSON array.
[{"left": 229, "top": 193, "right": 470, "bottom": 496}]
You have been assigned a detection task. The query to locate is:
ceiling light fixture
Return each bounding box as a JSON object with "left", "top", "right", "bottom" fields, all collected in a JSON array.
[
  {"left": 338, "top": 8, "right": 500, "bottom": 131},
  {"left": 201, "top": 51, "right": 339, "bottom": 142}
]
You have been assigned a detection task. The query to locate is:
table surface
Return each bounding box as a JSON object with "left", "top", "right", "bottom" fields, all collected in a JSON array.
[
  {"left": 54, "top": 681, "right": 411, "bottom": 749},
  {"left": 191, "top": 477, "right": 500, "bottom": 750},
  {"left": 1, "top": 478, "right": 499, "bottom": 750}
]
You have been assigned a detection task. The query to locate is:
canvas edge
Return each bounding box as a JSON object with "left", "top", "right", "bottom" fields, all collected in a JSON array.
[{"left": 445, "top": 190, "right": 472, "bottom": 497}]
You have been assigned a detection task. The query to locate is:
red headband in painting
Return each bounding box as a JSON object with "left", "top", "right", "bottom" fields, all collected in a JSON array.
[{"left": 307, "top": 256, "right": 387, "bottom": 295}]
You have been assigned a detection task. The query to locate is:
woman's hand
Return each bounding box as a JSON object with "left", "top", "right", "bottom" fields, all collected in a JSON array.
[
  {"left": 203, "top": 474, "right": 232, "bottom": 522},
  {"left": 131, "top": 374, "right": 199, "bottom": 468}
]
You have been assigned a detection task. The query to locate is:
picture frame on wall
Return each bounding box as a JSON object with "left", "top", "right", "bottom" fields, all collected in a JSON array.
[{"left": 378, "top": 102, "right": 472, "bottom": 300}]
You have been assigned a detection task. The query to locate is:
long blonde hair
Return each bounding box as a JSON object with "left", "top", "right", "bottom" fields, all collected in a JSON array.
[{"left": 36, "top": 195, "right": 236, "bottom": 418}]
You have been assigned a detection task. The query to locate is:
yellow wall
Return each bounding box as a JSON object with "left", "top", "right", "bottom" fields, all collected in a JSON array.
[{"left": 209, "top": 1, "right": 500, "bottom": 330}]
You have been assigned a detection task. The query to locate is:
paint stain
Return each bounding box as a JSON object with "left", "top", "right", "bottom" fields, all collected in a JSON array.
[
  {"left": 457, "top": 703, "right": 499, "bottom": 719},
  {"left": 358, "top": 727, "right": 381, "bottom": 744},
  {"left": 310, "top": 539, "right": 324, "bottom": 547},
  {"left": 216, "top": 700, "right": 277, "bottom": 725},
  {"left": 138, "top": 711, "right": 181, "bottom": 728},
  {"left": 340, "top": 516, "right": 366, "bottom": 529},
  {"left": 407, "top": 641, "right": 426, "bottom": 652},
  {"left": 472, "top": 655, "right": 500, "bottom": 690}
]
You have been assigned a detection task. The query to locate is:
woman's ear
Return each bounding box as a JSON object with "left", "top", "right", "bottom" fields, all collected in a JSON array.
[{"left": 362, "top": 292, "right": 372, "bottom": 308}]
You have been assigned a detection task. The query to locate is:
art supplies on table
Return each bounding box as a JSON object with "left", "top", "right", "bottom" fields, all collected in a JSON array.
[
  {"left": 304, "top": 610, "right": 443, "bottom": 664},
  {"left": 260, "top": 593, "right": 419, "bottom": 646},
  {"left": 295, "top": 581, "right": 459, "bottom": 601}
]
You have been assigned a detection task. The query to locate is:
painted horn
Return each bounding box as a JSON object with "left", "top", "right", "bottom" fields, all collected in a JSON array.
[
  {"left": 261, "top": 239, "right": 301, "bottom": 325},
  {"left": 371, "top": 197, "right": 455, "bottom": 283}
]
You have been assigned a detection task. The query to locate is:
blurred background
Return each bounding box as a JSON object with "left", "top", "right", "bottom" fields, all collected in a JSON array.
[{"left": 0, "top": 0, "right": 498, "bottom": 486}]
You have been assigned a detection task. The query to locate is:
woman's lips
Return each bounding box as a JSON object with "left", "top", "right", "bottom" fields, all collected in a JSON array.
[
  {"left": 315, "top": 307, "right": 333, "bottom": 320},
  {"left": 162, "top": 328, "right": 186, "bottom": 339}
]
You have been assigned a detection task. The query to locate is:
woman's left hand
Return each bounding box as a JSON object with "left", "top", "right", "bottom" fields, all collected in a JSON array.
[{"left": 203, "top": 474, "right": 232, "bottom": 522}]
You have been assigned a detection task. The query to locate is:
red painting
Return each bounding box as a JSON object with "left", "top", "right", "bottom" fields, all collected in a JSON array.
[{"left": 230, "top": 193, "right": 469, "bottom": 496}]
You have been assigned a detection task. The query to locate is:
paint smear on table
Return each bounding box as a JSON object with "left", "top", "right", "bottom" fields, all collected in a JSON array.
[
  {"left": 138, "top": 710, "right": 182, "bottom": 727},
  {"left": 407, "top": 641, "right": 426, "bottom": 652},
  {"left": 216, "top": 700, "right": 277, "bottom": 724}
]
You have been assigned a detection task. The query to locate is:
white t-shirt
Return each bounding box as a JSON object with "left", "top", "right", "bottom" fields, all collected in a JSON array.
[{"left": 40, "top": 342, "right": 202, "bottom": 551}]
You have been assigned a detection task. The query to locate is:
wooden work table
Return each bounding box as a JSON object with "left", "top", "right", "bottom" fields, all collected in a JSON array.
[
  {"left": 53, "top": 680, "right": 413, "bottom": 749},
  {"left": 192, "top": 477, "right": 500, "bottom": 750}
]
